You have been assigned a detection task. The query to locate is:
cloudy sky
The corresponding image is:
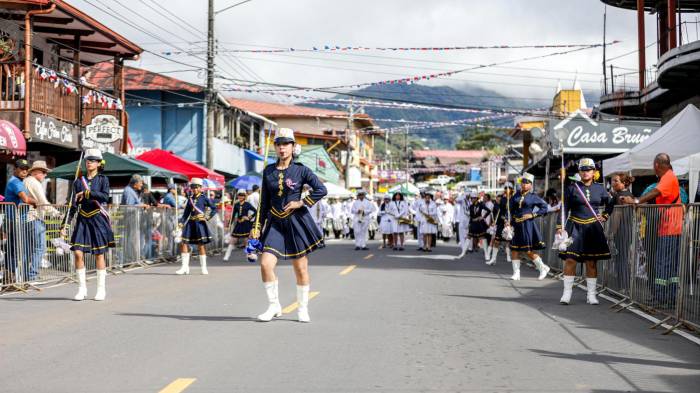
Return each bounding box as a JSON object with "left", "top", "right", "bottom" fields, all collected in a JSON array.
[{"left": 70, "top": 0, "right": 679, "bottom": 106}]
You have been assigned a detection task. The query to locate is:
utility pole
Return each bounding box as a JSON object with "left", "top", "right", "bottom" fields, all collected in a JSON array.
[
  {"left": 345, "top": 100, "right": 354, "bottom": 189},
  {"left": 206, "top": 0, "right": 215, "bottom": 169},
  {"left": 404, "top": 126, "right": 409, "bottom": 191}
]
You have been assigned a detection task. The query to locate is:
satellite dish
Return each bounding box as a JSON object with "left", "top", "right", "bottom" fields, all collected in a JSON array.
[
  {"left": 529, "top": 142, "right": 543, "bottom": 155},
  {"left": 529, "top": 127, "right": 544, "bottom": 139},
  {"left": 554, "top": 127, "right": 569, "bottom": 142}
]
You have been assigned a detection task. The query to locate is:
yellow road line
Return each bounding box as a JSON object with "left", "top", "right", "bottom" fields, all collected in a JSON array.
[
  {"left": 159, "top": 378, "right": 196, "bottom": 393},
  {"left": 340, "top": 265, "right": 357, "bottom": 275},
  {"left": 364, "top": 253, "right": 374, "bottom": 260},
  {"left": 282, "top": 291, "right": 320, "bottom": 314}
]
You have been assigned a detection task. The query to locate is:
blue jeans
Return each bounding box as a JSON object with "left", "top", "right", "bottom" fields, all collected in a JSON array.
[{"left": 27, "top": 220, "right": 46, "bottom": 280}]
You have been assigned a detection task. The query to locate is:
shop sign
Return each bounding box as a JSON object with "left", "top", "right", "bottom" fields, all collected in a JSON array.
[
  {"left": 30, "top": 113, "right": 79, "bottom": 149},
  {"left": 82, "top": 114, "right": 123, "bottom": 153}
]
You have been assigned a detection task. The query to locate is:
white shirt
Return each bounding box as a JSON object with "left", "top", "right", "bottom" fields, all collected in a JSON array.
[
  {"left": 438, "top": 202, "right": 455, "bottom": 226},
  {"left": 246, "top": 192, "right": 260, "bottom": 209},
  {"left": 351, "top": 198, "right": 377, "bottom": 223}
]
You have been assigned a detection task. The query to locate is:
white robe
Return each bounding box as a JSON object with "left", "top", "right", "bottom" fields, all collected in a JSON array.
[
  {"left": 387, "top": 200, "right": 410, "bottom": 233},
  {"left": 417, "top": 200, "right": 438, "bottom": 234}
]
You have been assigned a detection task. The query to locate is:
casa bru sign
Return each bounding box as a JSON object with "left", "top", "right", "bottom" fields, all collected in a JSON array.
[
  {"left": 547, "top": 110, "right": 660, "bottom": 153},
  {"left": 31, "top": 114, "right": 79, "bottom": 149},
  {"left": 82, "top": 114, "right": 123, "bottom": 153}
]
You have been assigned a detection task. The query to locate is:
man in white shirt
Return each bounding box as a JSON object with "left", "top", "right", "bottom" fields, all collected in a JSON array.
[
  {"left": 24, "top": 161, "right": 60, "bottom": 281},
  {"left": 329, "top": 198, "right": 345, "bottom": 239},
  {"left": 351, "top": 190, "right": 376, "bottom": 250},
  {"left": 412, "top": 191, "right": 425, "bottom": 250},
  {"left": 438, "top": 197, "right": 455, "bottom": 241},
  {"left": 305, "top": 185, "right": 328, "bottom": 236}
]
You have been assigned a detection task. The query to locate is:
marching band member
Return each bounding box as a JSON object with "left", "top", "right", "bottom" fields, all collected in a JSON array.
[
  {"left": 468, "top": 191, "right": 489, "bottom": 254},
  {"left": 351, "top": 190, "right": 376, "bottom": 250},
  {"left": 418, "top": 191, "right": 438, "bottom": 252},
  {"left": 175, "top": 178, "right": 218, "bottom": 275},
  {"left": 329, "top": 197, "right": 345, "bottom": 239},
  {"left": 558, "top": 158, "right": 613, "bottom": 305},
  {"left": 223, "top": 189, "right": 256, "bottom": 261},
  {"left": 378, "top": 195, "right": 394, "bottom": 249},
  {"left": 455, "top": 189, "right": 472, "bottom": 258},
  {"left": 305, "top": 184, "right": 329, "bottom": 237},
  {"left": 387, "top": 192, "right": 410, "bottom": 250},
  {"left": 481, "top": 194, "right": 495, "bottom": 261},
  {"left": 253, "top": 128, "right": 327, "bottom": 323},
  {"left": 487, "top": 183, "right": 514, "bottom": 266},
  {"left": 437, "top": 196, "right": 455, "bottom": 241},
  {"left": 368, "top": 195, "right": 380, "bottom": 241},
  {"left": 509, "top": 173, "right": 551, "bottom": 281},
  {"left": 62, "top": 149, "right": 115, "bottom": 301},
  {"left": 343, "top": 196, "right": 353, "bottom": 239},
  {"left": 412, "top": 190, "right": 425, "bottom": 251}
]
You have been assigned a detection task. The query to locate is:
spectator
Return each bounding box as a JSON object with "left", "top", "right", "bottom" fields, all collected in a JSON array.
[
  {"left": 162, "top": 184, "right": 178, "bottom": 208},
  {"left": 121, "top": 174, "right": 146, "bottom": 207},
  {"left": 545, "top": 188, "right": 561, "bottom": 213},
  {"left": 141, "top": 184, "right": 158, "bottom": 207},
  {"left": 3, "top": 159, "right": 36, "bottom": 285},
  {"left": 621, "top": 153, "right": 682, "bottom": 306},
  {"left": 610, "top": 173, "right": 635, "bottom": 205},
  {"left": 24, "top": 161, "right": 59, "bottom": 281},
  {"left": 246, "top": 184, "right": 260, "bottom": 208}
]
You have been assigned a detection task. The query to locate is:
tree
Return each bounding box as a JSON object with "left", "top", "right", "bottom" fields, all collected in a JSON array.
[{"left": 455, "top": 124, "right": 511, "bottom": 153}]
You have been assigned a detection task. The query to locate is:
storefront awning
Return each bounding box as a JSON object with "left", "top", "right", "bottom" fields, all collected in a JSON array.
[
  {"left": 136, "top": 149, "right": 225, "bottom": 183},
  {"left": 0, "top": 120, "right": 27, "bottom": 156}
]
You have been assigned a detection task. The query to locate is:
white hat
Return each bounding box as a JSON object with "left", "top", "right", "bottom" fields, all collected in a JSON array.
[
  {"left": 520, "top": 173, "right": 535, "bottom": 183},
  {"left": 274, "top": 128, "right": 295, "bottom": 143},
  {"left": 237, "top": 189, "right": 247, "bottom": 196},
  {"left": 190, "top": 177, "right": 203, "bottom": 187},
  {"left": 357, "top": 189, "right": 367, "bottom": 195},
  {"left": 504, "top": 182, "right": 514, "bottom": 189},
  {"left": 578, "top": 157, "right": 596, "bottom": 171},
  {"left": 84, "top": 148, "right": 103, "bottom": 161}
]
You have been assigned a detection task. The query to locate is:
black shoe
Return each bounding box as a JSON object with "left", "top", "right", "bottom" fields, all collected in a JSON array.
[
  {"left": 417, "top": 247, "right": 424, "bottom": 251},
  {"left": 355, "top": 247, "right": 361, "bottom": 251},
  {"left": 427, "top": 249, "right": 433, "bottom": 252},
  {"left": 361, "top": 247, "right": 369, "bottom": 250},
  {"left": 393, "top": 247, "right": 398, "bottom": 251},
  {"left": 399, "top": 247, "right": 405, "bottom": 251}
]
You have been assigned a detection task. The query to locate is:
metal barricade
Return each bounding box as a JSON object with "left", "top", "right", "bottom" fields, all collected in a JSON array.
[
  {"left": 0, "top": 203, "right": 25, "bottom": 291},
  {"left": 539, "top": 213, "right": 562, "bottom": 272},
  {"left": 678, "top": 203, "right": 700, "bottom": 331},
  {"left": 598, "top": 206, "right": 636, "bottom": 300},
  {"left": 628, "top": 205, "right": 684, "bottom": 321}
]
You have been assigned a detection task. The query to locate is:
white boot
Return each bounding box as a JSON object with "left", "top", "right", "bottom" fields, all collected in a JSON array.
[
  {"left": 223, "top": 244, "right": 234, "bottom": 261},
  {"left": 505, "top": 247, "right": 512, "bottom": 262},
  {"left": 297, "top": 285, "right": 310, "bottom": 323},
  {"left": 93, "top": 269, "right": 106, "bottom": 301},
  {"left": 484, "top": 245, "right": 492, "bottom": 261},
  {"left": 200, "top": 255, "right": 208, "bottom": 275},
  {"left": 486, "top": 248, "right": 499, "bottom": 265},
  {"left": 533, "top": 256, "right": 550, "bottom": 280},
  {"left": 257, "top": 280, "right": 282, "bottom": 321},
  {"left": 560, "top": 276, "right": 575, "bottom": 305},
  {"left": 175, "top": 253, "right": 190, "bottom": 275},
  {"left": 510, "top": 259, "right": 521, "bottom": 281},
  {"left": 73, "top": 268, "right": 87, "bottom": 301},
  {"left": 586, "top": 278, "right": 599, "bottom": 305}
]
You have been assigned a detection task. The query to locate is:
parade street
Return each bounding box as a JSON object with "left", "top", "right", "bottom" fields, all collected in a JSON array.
[{"left": 1, "top": 240, "right": 698, "bottom": 393}]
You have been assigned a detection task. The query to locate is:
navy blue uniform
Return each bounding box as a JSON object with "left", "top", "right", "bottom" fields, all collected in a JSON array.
[
  {"left": 231, "top": 201, "right": 256, "bottom": 238},
  {"left": 493, "top": 194, "right": 512, "bottom": 241},
  {"left": 69, "top": 175, "right": 115, "bottom": 255},
  {"left": 509, "top": 191, "right": 548, "bottom": 251},
  {"left": 558, "top": 182, "right": 614, "bottom": 261},
  {"left": 180, "top": 192, "right": 217, "bottom": 244},
  {"left": 468, "top": 201, "right": 489, "bottom": 238},
  {"left": 259, "top": 162, "right": 327, "bottom": 259}
]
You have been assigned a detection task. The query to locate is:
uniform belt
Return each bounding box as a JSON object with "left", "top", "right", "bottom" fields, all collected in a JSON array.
[
  {"left": 568, "top": 215, "right": 598, "bottom": 225},
  {"left": 270, "top": 207, "right": 293, "bottom": 219},
  {"left": 79, "top": 208, "right": 100, "bottom": 218}
]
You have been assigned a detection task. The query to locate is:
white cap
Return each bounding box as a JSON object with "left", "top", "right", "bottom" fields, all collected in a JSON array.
[
  {"left": 520, "top": 173, "right": 535, "bottom": 183},
  {"left": 237, "top": 189, "right": 247, "bottom": 196},
  {"left": 84, "top": 148, "right": 103, "bottom": 161},
  {"left": 274, "top": 128, "right": 295, "bottom": 143},
  {"left": 190, "top": 177, "right": 204, "bottom": 186}
]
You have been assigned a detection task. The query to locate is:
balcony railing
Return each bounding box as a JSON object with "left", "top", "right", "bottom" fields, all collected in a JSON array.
[{"left": 0, "top": 62, "right": 122, "bottom": 128}]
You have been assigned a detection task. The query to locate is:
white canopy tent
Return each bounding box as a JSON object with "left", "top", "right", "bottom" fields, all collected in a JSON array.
[
  {"left": 603, "top": 104, "right": 700, "bottom": 177},
  {"left": 324, "top": 182, "right": 353, "bottom": 198}
]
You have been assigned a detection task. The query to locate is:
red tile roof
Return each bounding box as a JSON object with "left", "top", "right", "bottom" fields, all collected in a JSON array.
[
  {"left": 228, "top": 98, "right": 371, "bottom": 119},
  {"left": 89, "top": 63, "right": 203, "bottom": 93},
  {"left": 412, "top": 150, "right": 487, "bottom": 159}
]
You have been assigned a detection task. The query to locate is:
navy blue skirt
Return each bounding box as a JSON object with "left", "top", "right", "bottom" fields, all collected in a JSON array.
[
  {"left": 469, "top": 219, "right": 488, "bottom": 238},
  {"left": 559, "top": 219, "right": 610, "bottom": 262},
  {"left": 232, "top": 219, "right": 253, "bottom": 238},
  {"left": 182, "top": 220, "right": 211, "bottom": 244},
  {"left": 261, "top": 207, "right": 324, "bottom": 260},
  {"left": 510, "top": 218, "right": 544, "bottom": 251},
  {"left": 71, "top": 214, "right": 115, "bottom": 255}
]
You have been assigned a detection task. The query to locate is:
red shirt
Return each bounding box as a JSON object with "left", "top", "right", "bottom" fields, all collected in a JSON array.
[{"left": 655, "top": 170, "right": 682, "bottom": 236}]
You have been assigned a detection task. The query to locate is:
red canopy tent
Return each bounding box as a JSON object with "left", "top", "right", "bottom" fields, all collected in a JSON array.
[{"left": 136, "top": 149, "right": 225, "bottom": 184}]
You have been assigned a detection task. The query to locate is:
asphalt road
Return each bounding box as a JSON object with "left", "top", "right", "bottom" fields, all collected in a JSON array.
[{"left": 1, "top": 239, "right": 699, "bottom": 393}]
